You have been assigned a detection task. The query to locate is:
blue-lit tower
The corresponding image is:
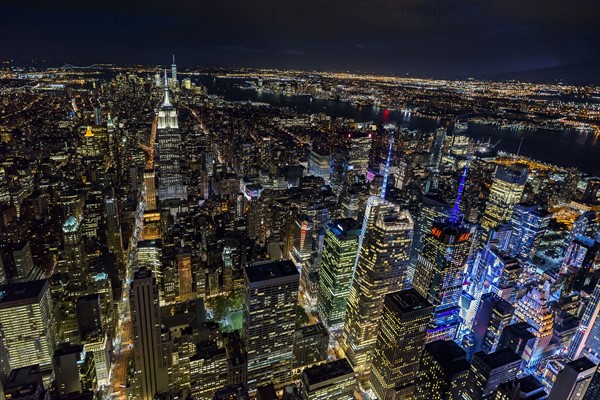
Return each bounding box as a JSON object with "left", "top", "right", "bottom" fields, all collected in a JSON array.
[{"left": 412, "top": 153, "right": 473, "bottom": 343}]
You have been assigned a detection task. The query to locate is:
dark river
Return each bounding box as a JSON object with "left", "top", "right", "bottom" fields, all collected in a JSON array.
[{"left": 195, "top": 75, "right": 600, "bottom": 175}]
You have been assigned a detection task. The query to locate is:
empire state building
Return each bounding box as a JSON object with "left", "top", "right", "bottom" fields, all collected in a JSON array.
[
  {"left": 156, "top": 70, "right": 184, "bottom": 202},
  {"left": 158, "top": 72, "right": 178, "bottom": 130}
]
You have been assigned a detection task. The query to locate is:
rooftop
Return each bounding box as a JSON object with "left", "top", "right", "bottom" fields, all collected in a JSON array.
[
  {"left": 245, "top": 259, "right": 298, "bottom": 283},
  {"left": 475, "top": 349, "right": 522, "bottom": 369},
  {"left": 256, "top": 384, "right": 278, "bottom": 400},
  {"left": 296, "top": 322, "right": 328, "bottom": 338},
  {"left": 504, "top": 322, "right": 535, "bottom": 339},
  {"left": 328, "top": 218, "right": 362, "bottom": 238},
  {"left": 424, "top": 340, "right": 470, "bottom": 375},
  {"left": 0, "top": 279, "right": 48, "bottom": 307},
  {"left": 567, "top": 356, "right": 596, "bottom": 373},
  {"left": 302, "top": 358, "right": 354, "bottom": 386},
  {"left": 62, "top": 215, "right": 79, "bottom": 233},
  {"left": 388, "top": 289, "right": 432, "bottom": 314},
  {"left": 4, "top": 365, "right": 42, "bottom": 390}
]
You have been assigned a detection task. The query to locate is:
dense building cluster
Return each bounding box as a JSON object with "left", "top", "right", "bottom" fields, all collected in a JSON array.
[{"left": 0, "top": 61, "right": 599, "bottom": 400}]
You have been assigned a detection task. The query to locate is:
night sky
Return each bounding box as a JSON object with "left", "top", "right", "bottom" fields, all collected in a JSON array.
[{"left": 1, "top": 0, "right": 599, "bottom": 81}]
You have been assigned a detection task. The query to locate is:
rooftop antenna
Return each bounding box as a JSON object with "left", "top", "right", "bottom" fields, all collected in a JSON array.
[
  {"left": 448, "top": 142, "right": 473, "bottom": 224},
  {"left": 381, "top": 131, "right": 394, "bottom": 199},
  {"left": 163, "top": 69, "right": 171, "bottom": 106}
]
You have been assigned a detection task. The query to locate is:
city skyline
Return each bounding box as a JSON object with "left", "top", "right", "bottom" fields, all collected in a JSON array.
[
  {"left": 1, "top": 1, "right": 600, "bottom": 83},
  {"left": 1, "top": 2, "right": 600, "bottom": 399}
]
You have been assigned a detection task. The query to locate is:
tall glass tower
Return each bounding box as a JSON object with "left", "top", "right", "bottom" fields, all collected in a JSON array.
[
  {"left": 412, "top": 155, "right": 473, "bottom": 343},
  {"left": 340, "top": 197, "right": 413, "bottom": 372},
  {"left": 481, "top": 164, "right": 528, "bottom": 231},
  {"left": 317, "top": 218, "right": 361, "bottom": 332}
]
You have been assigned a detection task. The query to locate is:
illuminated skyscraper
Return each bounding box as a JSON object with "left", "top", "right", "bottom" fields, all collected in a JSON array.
[
  {"left": 61, "top": 216, "right": 88, "bottom": 292},
  {"left": 171, "top": 54, "right": 177, "bottom": 83},
  {"left": 105, "top": 196, "right": 123, "bottom": 260},
  {"left": 177, "top": 246, "right": 193, "bottom": 301},
  {"left": 341, "top": 198, "right": 413, "bottom": 372},
  {"left": 548, "top": 357, "right": 597, "bottom": 400},
  {"left": 189, "top": 341, "right": 228, "bottom": 399},
  {"left": 568, "top": 280, "right": 600, "bottom": 361},
  {"left": 157, "top": 71, "right": 184, "bottom": 201},
  {"left": 481, "top": 164, "right": 528, "bottom": 231},
  {"left": 307, "top": 149, "right": 331, "bottom": 186},
  {"left": 408, "top": 194, "right": 450, "bottom": 285},
  {"left": 317, "top": 218, "right": 361, "bottom": 331},
  {"left": 512, "top": 282, "right": 554, "bottom": 365},
  {"left": 470, "top": 293, "right": 513, "bottom": 357},
  {"left": 584, "top": 369, "right": 600, "bottom": 399},
  {"left": 244, "top": 260, "right": 299, "bottom": 393},
  {"left": 563, "top": 236, "right": 600, "bottom": 271},
  {"left": 81, "top": 125, "right": 100, "bottom": 158},
  {"left": 290, "top": 214, "right": 314, "bottom": 287},
  {"left": 346, "top": 132, "right": 372, "bottom": 179},
  {"left": 0, "top": 279, "right": 56, "bottom": 378},
  {"left": 300, "top": 358, "right": 356, "bottom": 400},
  {"left": 569, "top": 211, "right": 600, "bottom": 244},
  {"left": 414, "top": 340, "right": 470, "bottom": 400},
  {"left": 508, "top": 204, "right": 551, "bottom": 263},
  {"left": 462, "top": 349, "right": 522, "bottom": 400},
  {"left": 369, "top": 289, "right": 433, "bottom": 400},
  {"left": 144, "top": 170, "right": 157, "bottom": 211},
  {"left": 469, "top": 245, "right": 520, "bottom": 311},
  {"left": 130, "top": 268, "right": 169, "bottom": 399},
  {"left": 429, "top": 128, "right": 446, "bottom": 171},
  {"left": 413, "top": 152, "right": 474, "bottom": 342},
  {"left": 412, "top": 219, "right": 472, "bottom": 343}
]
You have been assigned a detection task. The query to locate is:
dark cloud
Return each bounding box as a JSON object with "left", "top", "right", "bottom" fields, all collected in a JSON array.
[{"left": 1, "top": 0, "right": 599, "bottom": 80}]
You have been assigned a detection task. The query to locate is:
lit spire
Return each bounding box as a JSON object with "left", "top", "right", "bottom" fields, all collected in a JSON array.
[
  {"left": 84, "top": 125, "right": 94, "bottom": 137},
  {"left": 163, "top": 69, "right": 171, "bottom": 107},
  {"left": 172, "top": 54, "right": 176, "bottom": 65},
  {"left": 381, "top": 132, "right": 394, "bottom": 199},
  {"left": 448, "top": 143, "right": 473, "bottom": 224}
]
